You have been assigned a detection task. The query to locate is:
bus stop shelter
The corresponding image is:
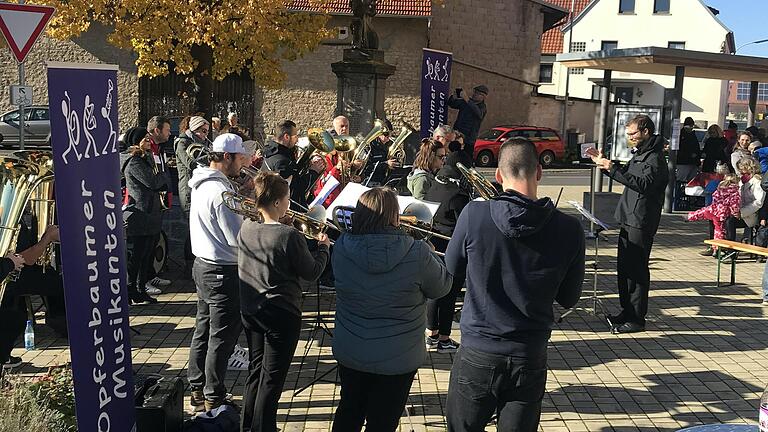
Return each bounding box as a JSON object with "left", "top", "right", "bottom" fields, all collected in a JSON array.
[{"left": 556, "top": 46, "right": 768, "bottom": 212}]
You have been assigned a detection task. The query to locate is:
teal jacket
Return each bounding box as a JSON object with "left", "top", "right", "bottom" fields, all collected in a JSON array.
[{"left": 332, "top": 228, "right": 452, "bottom": 375}]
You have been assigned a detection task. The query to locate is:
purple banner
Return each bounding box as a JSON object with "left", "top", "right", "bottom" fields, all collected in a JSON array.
[
  {"left": 419, "top": 48, "right": 453, "bottom": 139},
  {"left": 47, "top": 63, "right": 135, "bottom": 432}
]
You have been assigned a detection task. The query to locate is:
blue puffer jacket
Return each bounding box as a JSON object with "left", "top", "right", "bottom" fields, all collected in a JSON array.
[{"left": 332, "top": 228, "right": 452, "bottom": 375}]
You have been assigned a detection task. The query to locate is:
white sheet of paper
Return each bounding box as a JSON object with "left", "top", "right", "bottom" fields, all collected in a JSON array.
[
  {"left": 326, "top": 182, "right": 441, "bottom": 222},
  {"left": 310, "top": 175, "right": 340, "bottom": 208}
]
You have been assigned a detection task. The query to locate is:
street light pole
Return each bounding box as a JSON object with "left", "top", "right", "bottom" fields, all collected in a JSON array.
[
  {"left": 560, "top": 0, "right": 576, "bottom": 143},
  {"left": 735, "top": 38, "right": 768, "bottom": 54}
]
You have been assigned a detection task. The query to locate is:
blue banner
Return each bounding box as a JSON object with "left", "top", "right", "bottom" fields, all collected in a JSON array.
[
  {"left": 419, "top": 48, "right": 453, "bottom": 139},
  {"left": 47, "top": 63, "right": 136, "bottom": 432}
]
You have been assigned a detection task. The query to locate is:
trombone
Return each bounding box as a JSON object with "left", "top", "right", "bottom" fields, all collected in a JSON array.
[{"left": 221, "top": 191, "right": 338, "bottom": 243}]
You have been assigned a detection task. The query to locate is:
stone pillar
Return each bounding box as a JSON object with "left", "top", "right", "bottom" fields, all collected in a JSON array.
[{"left": 331, "top": 48, "right": 396, "bottom": 134}]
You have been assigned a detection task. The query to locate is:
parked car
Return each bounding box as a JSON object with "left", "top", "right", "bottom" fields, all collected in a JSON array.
[
  {"left": 473, "top": 125, "right": 565, "bottom": 167},
  {"left": 0, "top": 105, "right": 51, "bottom": 148}
]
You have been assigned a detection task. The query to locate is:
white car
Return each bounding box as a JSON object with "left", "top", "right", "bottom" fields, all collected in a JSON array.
[{"left": 0, "top": 105, "right": 50, "bottom": 148}]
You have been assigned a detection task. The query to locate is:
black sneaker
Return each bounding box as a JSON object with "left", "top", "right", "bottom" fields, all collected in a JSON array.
[
  {"left": 437, "top": 338, "right": 460, "bottom": 353},
  {"left": 425, "top": 335, "right": 439, "bottom": 349},
  {"left": 130, "top": 291, "right": 158, "bottom": 305},
  {"left": 3, "top": 356, "right": 22, "bottom": 370},
  {"left": 611, "top": 322, "right": 645, "bottom": 334}
]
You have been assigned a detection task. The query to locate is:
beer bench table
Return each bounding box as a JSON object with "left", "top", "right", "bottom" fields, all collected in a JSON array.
[{"left": 704, "top": 239, "right": 768, "bottom": 287}]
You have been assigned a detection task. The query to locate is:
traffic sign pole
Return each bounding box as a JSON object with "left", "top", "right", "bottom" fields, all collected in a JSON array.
[{"left": 18, "top": 60, "right": 25, "bottom": 150}]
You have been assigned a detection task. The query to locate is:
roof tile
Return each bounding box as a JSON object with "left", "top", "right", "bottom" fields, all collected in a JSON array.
[
  {"left": 287, "top": 0, "right": 431, "bottom": 17},
  {"left": 541, "top": 0, "right": 591, "bottom": 54}
]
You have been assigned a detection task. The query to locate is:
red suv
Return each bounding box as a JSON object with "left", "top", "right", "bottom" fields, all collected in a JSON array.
[{"left": 473, "top": 125, "right": 565, "bottom": 167}]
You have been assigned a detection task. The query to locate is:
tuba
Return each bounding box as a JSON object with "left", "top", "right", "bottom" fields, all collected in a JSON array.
[
  {"left": 456, "top": 162, "right": 499, "bottom": 200},
  {"left": 21, "top": 151, "right": 57, "bottom": 271},
  {"left": 349, "top": 119, "right": 387, "bottom": 178},
  {"left": 0, "top": 151, "right": 55, "bottom": 303},
  {"left": 387, "top": 126, "right": 413, "bottom": 167},
  {"left": 294, "top": 128, "right": 335, "bottom": 176}
]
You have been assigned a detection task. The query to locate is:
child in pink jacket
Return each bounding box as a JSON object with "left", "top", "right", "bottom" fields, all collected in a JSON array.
[{"left": 686, "top": 174, "right": 741, "bottom": 242}]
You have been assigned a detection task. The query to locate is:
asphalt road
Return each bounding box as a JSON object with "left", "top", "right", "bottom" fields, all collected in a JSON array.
[{"left": 475, "top": 167, "right": 617, "bottom": 188}]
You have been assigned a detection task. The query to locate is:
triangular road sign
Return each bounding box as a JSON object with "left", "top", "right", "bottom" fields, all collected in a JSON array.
[{"left": 0, "top": 3, "right": 55, "bottom": 63}]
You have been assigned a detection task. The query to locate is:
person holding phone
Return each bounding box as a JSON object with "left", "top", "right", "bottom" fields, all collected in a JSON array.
[{"left": 448, "top": 85, "right": 489, "bottom": 159}]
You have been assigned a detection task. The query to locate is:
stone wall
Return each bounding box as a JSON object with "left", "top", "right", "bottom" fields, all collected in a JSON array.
[
  {"left": 429, "top": 0, "right": 544, "bottom": 130},
  {"left": 528, "top": 94, "right": 600, "bottom": 142},
  {"left": 256, "top": 16, "right": 428, "bottom": 137},
  {"left": 0, "top": 23, "right": 139, "bottom": 132}
]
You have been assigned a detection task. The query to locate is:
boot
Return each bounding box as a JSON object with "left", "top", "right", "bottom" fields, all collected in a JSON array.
[{"left": 698, "top": 246, "right": 714, "bottom": 256}]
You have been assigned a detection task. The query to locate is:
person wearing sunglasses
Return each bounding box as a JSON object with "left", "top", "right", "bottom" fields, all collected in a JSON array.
[{"left": 407, "top": 139, "right": 447, "bottom": 199}]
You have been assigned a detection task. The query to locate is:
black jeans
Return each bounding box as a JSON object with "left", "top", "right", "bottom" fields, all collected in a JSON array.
[
  {"left": 332, "top": 365, "right": 416, "bottom": 432},
  {"left": 617, "top": 225, "right": 655, "bottom": 326},
  {"left": 127, "top": 234, "right": 158, "bottom": 293},
  {"left": 0, "top": 306, "right": 26, "bottom": 364},
  {"left": 446, "top": 346, "right": 547, "bottom": 432},
  {"left": 188, "top": 259, "right": 241, "bottom": 402},
  {"left": 241, "top": 302, "right": 301, "bottom": 432},
  {"left": 426, "top": 274, "right": 463, "bottom": 336},
  {"left": 2, "top": 265, "right": 67, "bottom": 336}
]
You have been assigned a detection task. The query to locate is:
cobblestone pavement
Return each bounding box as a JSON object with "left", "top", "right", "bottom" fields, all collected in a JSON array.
[{"left": 10, "top": 185, "right": 768, "bottom": 431}]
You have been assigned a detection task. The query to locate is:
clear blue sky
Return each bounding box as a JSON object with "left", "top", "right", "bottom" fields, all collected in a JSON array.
[{"left": 704, "top": 0, "right": 768, "bottom": 56}]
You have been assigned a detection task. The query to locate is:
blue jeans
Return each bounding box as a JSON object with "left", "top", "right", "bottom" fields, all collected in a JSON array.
[
  {"left": 446, "top": 346, "right": 547, "bottom": 432},
  {"left": 762, "top": 261, "right": 768, "bottom": 301}
]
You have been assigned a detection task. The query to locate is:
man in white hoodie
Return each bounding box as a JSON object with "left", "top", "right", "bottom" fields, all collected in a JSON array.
[{"left": 187, "top": 133, "right": 249, "bottom": 412}]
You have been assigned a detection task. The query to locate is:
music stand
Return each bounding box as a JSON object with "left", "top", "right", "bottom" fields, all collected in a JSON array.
[
  {"left": 293, "top": 206, "right": 357, "bottom": 397},
  {"left": 558, "top": 200, "right": 613, "bottom": 329}
]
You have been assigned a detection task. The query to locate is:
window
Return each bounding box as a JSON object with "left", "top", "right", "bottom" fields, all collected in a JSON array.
[
  {"left": 736, "top": 82, "right": 768, "bottom": 101},
  {"left": 654, "top": 0, "right": 670, "bottom": 13},
  {"left": 477, "top": 129, "right": 505, "bottom": 141},
  {"left": 570, "top": 41, "right": 586, "bottom": 52},
  {"left": 601, "top": 41, "right": 618, "bottom": 51},
  {"left": 619, "top": 0, "right": 635, "bottom": 13},
  {"left": 541, "top": 131, "right": 559, "bottom": 140},
  {"left": 30, "top": 109, "right": 48, "bottom": 121},
  {"left": 539, "top": 64, "right": 553, "bottom": 83},
  {"left": 668, "top": 41, "right": 686, "bottom": 50},
  {"left": 2, "top": 110, "right": 20, "bottom": 123},
  {"left": 569, "top": 68, "right": 585, "bottom": 75}
]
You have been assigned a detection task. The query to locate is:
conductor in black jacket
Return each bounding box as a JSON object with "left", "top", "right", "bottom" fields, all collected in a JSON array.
[
  {"left": 262, "top": 120, "right": 326, "bottom": 210},
  {"left": 587, "top": 114, "right": 669, "bottom": 334}
]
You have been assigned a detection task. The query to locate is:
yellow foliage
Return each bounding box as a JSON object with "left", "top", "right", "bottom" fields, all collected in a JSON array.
[{"left": 11, "top": 0, "right": 333, "bottom": 87}]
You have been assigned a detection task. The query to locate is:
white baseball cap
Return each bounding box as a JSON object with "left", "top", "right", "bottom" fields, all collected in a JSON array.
[{"left": 211, "top": 133, "right": 249, "bottom": 155}]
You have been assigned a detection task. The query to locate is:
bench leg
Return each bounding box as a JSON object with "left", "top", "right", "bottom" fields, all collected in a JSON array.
[
  {"left": 730, "top": 254, "right": 737, "bottom": 286},
  {"left": 716, "top": 248, "right": 722, "bottom": 287}
]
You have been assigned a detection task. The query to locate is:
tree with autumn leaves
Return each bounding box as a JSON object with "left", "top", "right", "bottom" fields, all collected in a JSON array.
[{"left": 28, "top": 0, "right": 332, "bottom": 115}]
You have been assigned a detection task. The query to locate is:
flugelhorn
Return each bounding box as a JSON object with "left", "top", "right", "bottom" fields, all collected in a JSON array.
[
  {"left": 456, "top": 162, "right": 499, "bottom": 200},
  {"left": 387, "top": 126, "right": 412, "bottom": 166},
  {"left": 350, "top": 119, "right": 388, "bottom": 178}
]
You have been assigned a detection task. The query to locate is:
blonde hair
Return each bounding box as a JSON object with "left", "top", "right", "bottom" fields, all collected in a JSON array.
[
  {"left": 736, "top": 155, "right": 761, "bottom": 179},
  {"left": 719, "top": 174, "right": 739, "bottom": 188}
]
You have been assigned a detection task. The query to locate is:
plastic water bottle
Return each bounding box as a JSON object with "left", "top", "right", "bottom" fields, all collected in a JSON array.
[
  {"left": 24, "top": 320, "right": 34, "bottom": 351},
  {"left": 760, "top": 383, "right": 768, "bottom": 432}
]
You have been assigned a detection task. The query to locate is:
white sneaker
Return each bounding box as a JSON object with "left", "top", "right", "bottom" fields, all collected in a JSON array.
[
  {"left": 227, "top": 353, "right": 249, "bottom": 371},
  {"left": 149, "top": 277, "right": 172, "bottom": 287},
  {"left": 232, "top": 344, "right": 249, "bottom": 359},
  {"left": 145, "top": 286, "right": 162, "bottom": 295}
]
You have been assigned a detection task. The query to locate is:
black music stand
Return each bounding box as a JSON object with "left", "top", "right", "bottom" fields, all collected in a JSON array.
[
  {"left": 558, "top": 200, "right": 613, "bottom": 329},
  {"left": 293, "top": 206, "right": 357, "bottom": 397}
]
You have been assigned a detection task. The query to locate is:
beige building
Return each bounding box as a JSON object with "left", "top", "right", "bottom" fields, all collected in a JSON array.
[
  {"left": 539, "top": 0, "right": 734, "bottom": 128},
  {"left": 0, "top": 0, "right": 566, "bottom": 138}
]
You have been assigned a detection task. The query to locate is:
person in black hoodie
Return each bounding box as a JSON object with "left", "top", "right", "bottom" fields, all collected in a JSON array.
[
  {"left": 445, "top": 137, "right": 585, "bottom": 432},
  {"left": 423, "top": 164, "right": 470, "bottom": 353},
  {"left": 262, "top": 120, "right": 325, "bottom": 210},
  {"left": 676, "top": 117, "right": 702, "bottom": 182},
  {"left": 360, "top": 121, "right": 399, "bottom": 186},
  {"left": 587, "top": 114, "right": 669, "bottom": 334}
]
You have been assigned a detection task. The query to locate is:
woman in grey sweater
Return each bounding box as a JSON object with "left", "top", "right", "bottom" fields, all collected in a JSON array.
[
  {"left": 331, "top": 187, "right": 452, "bottom": 431},
  {"left": 238, "top": 171, "right": 330, "bottom": 432},
  {"left": 406, "top": 139, "right": 446, "bottom": 199},
  {"left": 121, "top": 127, "right": 168, "bottom": 304}
]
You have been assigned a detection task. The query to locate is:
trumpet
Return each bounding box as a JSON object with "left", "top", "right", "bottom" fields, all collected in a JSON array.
[
  {"left": 456, "top": 162, "right": 499, "bottom": 200},
  {"left": 221, "top": 191, "right": 338, "bottom": 242}
]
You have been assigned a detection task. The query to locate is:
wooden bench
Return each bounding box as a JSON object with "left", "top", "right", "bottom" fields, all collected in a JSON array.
[{"left": 704, "top": 239, "right": 768, "bottom": 286}]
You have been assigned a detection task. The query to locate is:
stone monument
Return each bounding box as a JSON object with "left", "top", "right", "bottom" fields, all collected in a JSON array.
[{"left": 331, "top": 0, "right": 396, "bottom": 133}]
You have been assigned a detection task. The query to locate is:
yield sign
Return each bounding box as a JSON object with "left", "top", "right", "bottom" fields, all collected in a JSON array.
[{"left": 0, "top": 2, "right": 55, "bottom": 63}]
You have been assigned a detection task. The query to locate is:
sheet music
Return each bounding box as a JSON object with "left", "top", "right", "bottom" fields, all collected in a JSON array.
[
  {"left": 326, "top": 182, "right": 441, "bottom": 221},
  {"left": 567, "top": 200, "right": 610, "bottom": 231}
]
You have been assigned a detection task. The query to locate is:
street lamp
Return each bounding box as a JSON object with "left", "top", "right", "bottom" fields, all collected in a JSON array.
[{"left": 735, "top": 38, "right": 768, "bottom": 53}]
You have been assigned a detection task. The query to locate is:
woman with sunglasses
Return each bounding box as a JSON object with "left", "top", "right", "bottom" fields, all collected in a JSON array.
[{"left": 407, "top": 139, "right": 446, "bottom": 199}]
